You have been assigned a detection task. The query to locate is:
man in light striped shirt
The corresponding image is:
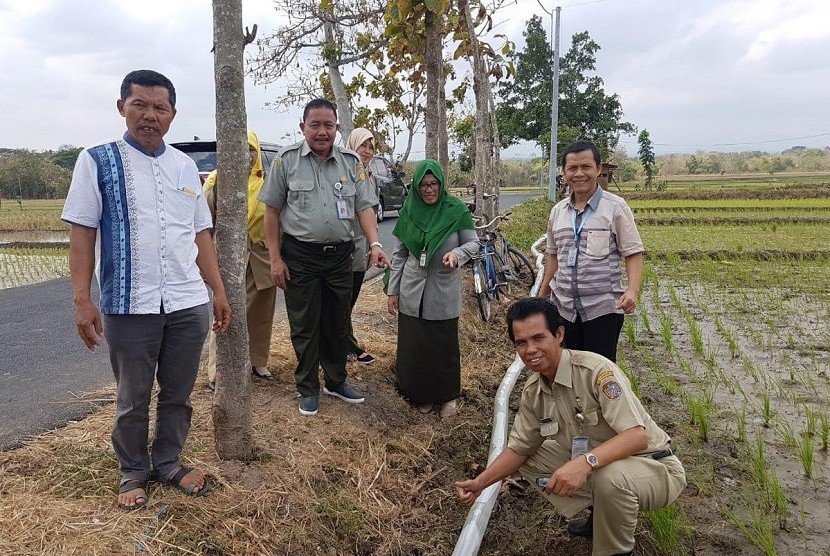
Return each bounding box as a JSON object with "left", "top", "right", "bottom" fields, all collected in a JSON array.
[{"left": 538, "top": 140, "right": 643, "bottom": 362}]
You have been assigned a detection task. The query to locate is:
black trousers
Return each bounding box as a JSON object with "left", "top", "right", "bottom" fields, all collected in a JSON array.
[
  {"left": 282, "top": 235, "right": 354, "bottom": 397},
  {"left": 562, "top": 312, "right": 625, "bottom": 362},
  {"left": 346, "top": 271, "right": 366, "bottom": 355}
]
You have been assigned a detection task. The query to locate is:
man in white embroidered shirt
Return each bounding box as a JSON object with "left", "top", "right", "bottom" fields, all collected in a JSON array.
[{"left": 62, "top": 70, "right": 231, "bottom": 511}]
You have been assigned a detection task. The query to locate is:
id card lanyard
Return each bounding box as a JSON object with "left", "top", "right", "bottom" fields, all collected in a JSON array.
[
  {"left": 571, "top": 396, "right": 589, "bottom": 459},
  {"left": 566, "top": 206, "right": 593, "bottom": 267},
  {"left": 334, "top": 181, "right": 350, "bottom": 220}
]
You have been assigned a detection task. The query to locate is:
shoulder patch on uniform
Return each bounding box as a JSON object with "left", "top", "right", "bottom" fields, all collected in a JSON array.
[
  {"left": 595, "top": 369, "right": 616, "bottom": 385},
  {"left": 602, "top": 381, "right": 622, "bottom": 400}
]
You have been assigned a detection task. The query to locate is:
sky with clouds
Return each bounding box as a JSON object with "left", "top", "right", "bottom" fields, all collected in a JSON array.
[{"left": 0, "top": 0, "right": 828, "bottom": 157}]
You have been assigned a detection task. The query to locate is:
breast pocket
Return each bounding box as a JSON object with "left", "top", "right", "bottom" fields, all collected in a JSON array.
[
  {"left": 338, "top": 181, "right": 356, "bottom": 218},
  {"left": 164, "top": 182, "right": 198, "bottom": 220},
  {"left": 288, "top": 180, "right": 315, "bottom": 212},
  {"left": 585, "top": 229, "right": 611, "bottom": 258}
]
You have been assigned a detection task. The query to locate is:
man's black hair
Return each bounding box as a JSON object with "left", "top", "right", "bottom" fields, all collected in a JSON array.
[
  {"left": 560, "top": 140, "right": 601, "bottom": 168},
  {"left": 120, "top": 70, "right": 176, "bottom": 108},
  {"left": 506, "top": 297, "right": 566, "bottom": 344},
  {"left": 303, "top": 98, "right": 337, "bottom": 121}
]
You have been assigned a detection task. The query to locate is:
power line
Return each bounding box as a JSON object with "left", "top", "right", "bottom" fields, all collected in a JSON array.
[{"left": 619, "top": 132, "right": 830, "bottom": 148}]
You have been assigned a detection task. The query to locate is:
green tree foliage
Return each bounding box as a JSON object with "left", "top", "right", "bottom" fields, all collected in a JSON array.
[
  {"left": 496, "top": 17, "right": 635, "bottom": 160},
  {"left": 637, "top": 129, "right": 656, "bottom": 189},
  {"left": 0, "top": 149, "right": 74, "bottom": 199}
]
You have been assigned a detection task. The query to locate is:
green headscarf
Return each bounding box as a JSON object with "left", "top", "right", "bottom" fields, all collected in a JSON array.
[{"left": 392, "top": 159, "right": 474, "bottom": 264}]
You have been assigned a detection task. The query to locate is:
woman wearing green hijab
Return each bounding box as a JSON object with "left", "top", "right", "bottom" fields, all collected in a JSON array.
[{"left": 387, "top": 159, "right": 479, "bottom": 417}]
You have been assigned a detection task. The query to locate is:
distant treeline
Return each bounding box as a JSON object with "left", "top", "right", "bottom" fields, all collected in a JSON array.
[
  {"left": 615, "top": 146, "right": 830, "bottom": 180},
  {"left": 0, "top": 146, "right": 82, "bottom": 200},
  {"left": 3, "top": 145, "right": 830, "bottom": 200}
]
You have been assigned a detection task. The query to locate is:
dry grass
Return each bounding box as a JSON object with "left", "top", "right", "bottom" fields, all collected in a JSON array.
[{"left": 0, "top": 278, "right": 528, "bottom": 556}]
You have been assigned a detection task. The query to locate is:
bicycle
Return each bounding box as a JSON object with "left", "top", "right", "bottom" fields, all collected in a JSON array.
[{"left": 471, "top": 213, "right": 536, "bottom": 322}]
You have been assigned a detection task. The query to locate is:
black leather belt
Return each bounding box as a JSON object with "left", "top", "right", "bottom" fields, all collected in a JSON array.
[{"left": 284, "top": 234, "right": 351, "bottom": 254}]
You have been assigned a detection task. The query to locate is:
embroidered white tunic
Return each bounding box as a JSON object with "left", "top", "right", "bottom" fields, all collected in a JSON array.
[{"left": 61, "top": 134, "right": 212, "bottom": 315}]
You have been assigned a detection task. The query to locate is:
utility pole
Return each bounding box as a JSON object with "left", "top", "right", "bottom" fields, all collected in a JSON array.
[{"left": 547, "top": 6, "right": 561, "bottom": 201}]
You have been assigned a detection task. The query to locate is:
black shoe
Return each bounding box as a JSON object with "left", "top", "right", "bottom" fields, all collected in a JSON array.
[{"left": 566, "top": 507, "right": 593, "bottom": 538}]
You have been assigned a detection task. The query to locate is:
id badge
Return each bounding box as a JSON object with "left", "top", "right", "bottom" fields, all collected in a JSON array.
[
  {"left": 566, "top": 247, "right": 577, "bottom": 267},
  {"left": 571, "top": 436, "right": 589, "bottom": 459},
  {"left": 419, "top": 251, "right": 427, "bottom": 267},
  {"left": 336, "top": 198, "right": 350, "bottom": 220}
]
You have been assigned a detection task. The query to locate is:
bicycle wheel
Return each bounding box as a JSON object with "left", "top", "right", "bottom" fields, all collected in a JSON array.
[
  {"left": 472, "top": 258, "right": 491, "bottom": 322},
  {"left": 506, "top": 246, "right": 535, "bottom": 291}
]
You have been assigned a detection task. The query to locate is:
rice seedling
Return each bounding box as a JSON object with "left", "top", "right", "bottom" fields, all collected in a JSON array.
[
  {"left": 616, "top": 352, "right": 640, "bottom": 397},
  {"left": 660, "top": 314, "right": 675, "bottom": 352},
  {"left": 725, "top": 505, "right": 777, "bottom": 556},
  {"left": 643, "top": 503, "right": 689, "bottom": 555},
  {"left": 624, "top": 316, "right": 637, "bottom": 346},
  {"left": 640, "top": 306, "right": 652, "bottom": 333},
  {"left": 797, "top": 434, "right": 814, "bottom": 479},
  {"left": 737, "top": 404, "right": 747, "bottom": 443},
  {"left": 767, "top": 473, "right": 788, "bottom": 529},
  {"left": 636, "top": 345, "right": 679, "bottom": 396},
  {"left": 761, "top": 394, "right": 772, "bottom": 428},
  {"left": 805, "top": 406, "right": 818, "bottom": 438},
  {"left": 686, "top": 314, "right": 704, "bottom": 356},
  {"left": 715, "top": 315, "right": 741, "bottom": 358},
  {"left": 776, "top": 421, "right": 797, "bottom": 450},
  {"left": 741, "top": 355, "right": 760, "bottom": 383},
  {"left": 820, "top": 412, "right": 829, "bottom": 452}
]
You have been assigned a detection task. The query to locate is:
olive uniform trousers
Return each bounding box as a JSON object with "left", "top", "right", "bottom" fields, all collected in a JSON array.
[{"left": 281, "top": 234, "right": 354, "bottom": 397}]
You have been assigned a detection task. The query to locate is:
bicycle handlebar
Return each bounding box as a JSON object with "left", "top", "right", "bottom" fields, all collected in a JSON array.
[{"left": 473, "top": 211, "right": 513, "bottom": 231}]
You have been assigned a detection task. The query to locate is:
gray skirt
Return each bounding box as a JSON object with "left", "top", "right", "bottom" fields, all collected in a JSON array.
[{"left": 395, "top": 312, "right": 461, "bottom": 405}]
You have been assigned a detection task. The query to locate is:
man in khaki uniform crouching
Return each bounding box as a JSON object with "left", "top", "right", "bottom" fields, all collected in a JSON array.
[{"left": 455, "top": 297, "right": 685, "bottom": 556}]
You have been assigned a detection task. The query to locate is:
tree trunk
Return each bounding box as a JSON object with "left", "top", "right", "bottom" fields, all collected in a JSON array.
[
  {"left": 438, "top": 72, "right": 449, "bottom": 168},
  {"left": 424, "top": 9, "right": 441, "bottom": 160},
  {"left": 324, "top": 20, "right": 354, "bottom": 140},
  {"left": 459, "top": 0, "right": 494, "bottom": 219},
  {"left": 486, "top": 72, "right": 500, "bottom": 216},
  {"left": 211, "top": 0, "right": 253, "bottom": 459}
]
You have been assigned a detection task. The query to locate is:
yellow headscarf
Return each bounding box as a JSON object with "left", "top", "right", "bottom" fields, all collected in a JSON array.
[{"left": 202, "top": 130, "right": 266, "bottom": 242}]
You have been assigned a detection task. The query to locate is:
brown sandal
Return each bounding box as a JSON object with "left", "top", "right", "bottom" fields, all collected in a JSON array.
[
  {"left": 160, "top": 466, "right": 209, "bottom": 496},
  {"left": 118, "top": 479, "right": 149, "bottom": 511}
]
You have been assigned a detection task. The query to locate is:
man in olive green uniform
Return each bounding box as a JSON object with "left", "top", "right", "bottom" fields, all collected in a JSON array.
[
  {"left": 259, "top": 98, "right": 388, "bottom": 416},
  {"left": 455, "top": 298, "right": 685, "bottom": 556}
]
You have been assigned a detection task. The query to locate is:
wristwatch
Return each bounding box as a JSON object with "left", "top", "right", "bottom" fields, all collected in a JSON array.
[
  {"left": 370, "top": 241, "right": 383, "bottom": 249},
  {"left": 584, "top": 452, "right": 598, "bottom": 469}
]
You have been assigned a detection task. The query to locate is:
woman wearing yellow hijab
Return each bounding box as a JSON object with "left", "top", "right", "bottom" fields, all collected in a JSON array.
[{"left": 203, "top": 130, "right": 277, "bottom": 388}]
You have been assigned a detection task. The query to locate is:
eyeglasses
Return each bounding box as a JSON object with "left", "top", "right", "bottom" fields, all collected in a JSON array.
[{"left": 419, "top": 181, "right": 440, "bottom": 190}]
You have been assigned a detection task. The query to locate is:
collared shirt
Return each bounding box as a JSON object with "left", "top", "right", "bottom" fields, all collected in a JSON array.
[
  {"left": 546, "top": 186, "right": 643, "bottom": 322},
  {"left": 258, "top": 140, "right": 378, "bottom": 244},
  {"left": 508, "top": 350, "right": 671, "bottom": 457},
  {"left": 61, "top": 134, "right": 212, "bottom": 315}
]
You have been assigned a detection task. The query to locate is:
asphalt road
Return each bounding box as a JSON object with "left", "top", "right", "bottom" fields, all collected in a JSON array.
[{"left": 0, "top": 191, "right": 540, "bottom": 450}]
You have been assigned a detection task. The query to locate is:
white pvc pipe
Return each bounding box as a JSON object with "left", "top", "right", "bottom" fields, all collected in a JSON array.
[{"left": 452, "top": 235, "right": 547, "bottom": 556}]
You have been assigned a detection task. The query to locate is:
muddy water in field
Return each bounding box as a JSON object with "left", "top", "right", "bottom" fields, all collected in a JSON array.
[
  {"left": 0, "top": 230, "right": 69, "bottom": 246},
  {"left": 629, "top": 278, "right": 830, "bottom": 555}
]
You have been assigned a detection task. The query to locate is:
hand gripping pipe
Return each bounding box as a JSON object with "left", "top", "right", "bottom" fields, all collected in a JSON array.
[{"left": 452, "top": 234, "right": 547, "bottom": 556}]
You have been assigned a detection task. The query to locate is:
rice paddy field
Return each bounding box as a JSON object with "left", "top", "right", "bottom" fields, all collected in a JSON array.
[{"left": 504, "top": 176, "right": 830, "bottom": 555}]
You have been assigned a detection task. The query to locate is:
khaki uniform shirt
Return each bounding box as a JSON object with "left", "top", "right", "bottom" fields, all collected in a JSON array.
[
  {"left": 258, "top": 140, "right": 378, "bottom": 244},
  {"left": 508, "top": 349, "right": 671, "bottom": 457}
]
